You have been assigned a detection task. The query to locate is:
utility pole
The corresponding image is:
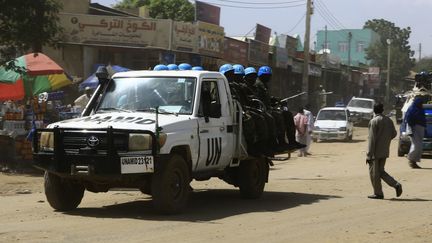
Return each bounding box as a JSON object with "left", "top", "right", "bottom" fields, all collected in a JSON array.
[
  {"left": 347, "top": 32, "right": 352, "bottom": 67},
  {"left": 419, "top": 43, "right": 422, "bottom": 61},
  {"left": 386, "top": 39, "right": 392, "bottom": 104},
  {"left": 302, "top": 0, "right": 313, "bottom": 103},
  {"left": 324, "top": 25, "right": 328, "bottom": 50}
]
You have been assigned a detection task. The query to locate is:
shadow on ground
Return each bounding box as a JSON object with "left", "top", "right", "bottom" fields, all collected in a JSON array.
[
  {"left": 65, "top": 190, "right": 340, "bottom": 222},
  {"left": 316, "top": 139, "right": 365, "bottom": 144}
]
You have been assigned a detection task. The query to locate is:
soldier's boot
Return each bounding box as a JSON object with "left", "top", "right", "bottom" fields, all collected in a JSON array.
[{"left": 409, "top": 160, "right": 421, "bottom": 169}]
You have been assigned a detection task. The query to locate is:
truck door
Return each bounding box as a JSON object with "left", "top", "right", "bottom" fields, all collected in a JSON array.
[{"left": 195, "top": 79, "right": 234, "bottom": 171}]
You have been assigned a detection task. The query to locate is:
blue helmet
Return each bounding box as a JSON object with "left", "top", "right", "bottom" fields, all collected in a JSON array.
[
  {"left": 219, "top": 64, "right": 234, "bottom": 74},
  {"left": 178, "top": 63, "right": 192, "bottom": 70},
  {"left": 192, "top": 66, "right": 204, "bottom": 71},
  {"left": 233, "top": 64, "right": 245, "bottom": 75},
  {"left": 153, "top": 64, "right": 168, "bottom": 71},
  {"left": 258, "top": 66, "right": 272, "bottom": 76},
  {"left": 167, "top": 64, "right": 179, "bottom": 71},
  {"left": 244, "top": 67, "right": 257, "bottom": 76}
]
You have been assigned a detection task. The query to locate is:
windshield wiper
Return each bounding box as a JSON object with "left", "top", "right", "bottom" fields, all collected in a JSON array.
[{"left": 98, "top": 107, "right": 132, "bottom": 113}]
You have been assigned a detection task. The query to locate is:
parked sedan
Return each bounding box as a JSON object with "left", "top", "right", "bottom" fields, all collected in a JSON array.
[{"left": 312, "top": 107, "right": 354, "bottom": 142}]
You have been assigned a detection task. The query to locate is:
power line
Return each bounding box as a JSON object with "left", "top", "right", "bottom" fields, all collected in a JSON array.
[
  {"left": 284, "top": 13, "right": 306, "bottom": 34},
  {"left": 315, "top": 0, "right": 347, "bottom": 30},
  {"left": 216, "top": 0, "right": 306, "bottom": 5},
  {"left": 203, "top": 1, "right": 306, "bottom": 9}
]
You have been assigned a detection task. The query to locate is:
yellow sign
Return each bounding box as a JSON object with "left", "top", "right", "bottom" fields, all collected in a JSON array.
[
  {"left": 197, "top": 21, "right": 224, "bottom": 58},
  {"left": 172, "top": 21, "right": 198, "bottom": 53},
  {"left": 60, "top": 13, "right": 171, "bottom": 49}
]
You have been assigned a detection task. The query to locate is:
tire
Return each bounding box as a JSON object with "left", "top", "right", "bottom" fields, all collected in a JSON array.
[
  {"left": 238, "top": 157, "right": 267, "bottom": 199},
  {"left": 312, "top": 137, "right": 318, "bottom": 142},
  {"left": 44, "top": 171, "right": 85, "bottom": 211},
  {"left": 151, "top": 154, "right": 190, "bottom": 214}
]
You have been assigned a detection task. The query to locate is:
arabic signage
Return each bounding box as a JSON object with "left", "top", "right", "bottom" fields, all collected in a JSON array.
[
  {"left": 366, "top": 67, "right": 381, "bottom": 89},
  {"left": 197, "top": 21, "right": 224, "bottom": 58},
  {"left": 59, "top": 13, "right": 171, "bottom": 49},
  {"left": 248, "top": 39, "right": 269, "bottom": 65},
  {"left": 273, "top": 46, "right": 289, "bottom": 68},
  {"left": 172, "top": 21, "right": 198, "bottom": 53},
  {"left": 309, "top": 63, "right": 322, "bottom": 77},
  {"left": 223, "top": 37, "right": 248, "bottom": 65},
  {"left": 195, "top": 1, "right": 220, "bottom": 26},
  {"left": 255, "top": 24, "right": 271, "bottom": 44}
]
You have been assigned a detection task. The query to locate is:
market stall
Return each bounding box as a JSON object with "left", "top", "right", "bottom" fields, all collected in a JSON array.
[{"left": 0, "top": 53, "right": 73, "bottom": 162}]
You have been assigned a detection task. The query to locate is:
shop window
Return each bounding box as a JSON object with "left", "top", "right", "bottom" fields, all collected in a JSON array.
[{"left": 338, "top": 42, "right": 348, "bottom": 52}]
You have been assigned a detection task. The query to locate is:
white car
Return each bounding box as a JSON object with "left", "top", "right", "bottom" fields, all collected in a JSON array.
[
  {"left": 346, "top": 97, "right": 375, "bottom": 125},
  {"left": 312, "top": 107, "right": 354, "bottom": 142}
]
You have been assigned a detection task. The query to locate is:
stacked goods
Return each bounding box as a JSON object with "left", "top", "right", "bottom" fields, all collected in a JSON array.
[{"left": 15, "top": 137, "right": 33, "bottom": 161}]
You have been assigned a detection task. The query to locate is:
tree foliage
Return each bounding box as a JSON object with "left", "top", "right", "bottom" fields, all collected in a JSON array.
[
  {"left": 363, "top": 19, "right": 414, "bottom": 85},
  {"left": 0, "top": 0, "right": 63, "bottom": 65},
  {"left": 413, "top": 57, "right": 432, "bottom": 73},
  {"left": 114, "top": 0, "right": 194, "bottom": 22}
]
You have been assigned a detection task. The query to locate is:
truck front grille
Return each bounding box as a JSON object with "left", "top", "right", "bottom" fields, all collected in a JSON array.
[{"left": 62, "top": 132, "right": 128, "bottom": 154}]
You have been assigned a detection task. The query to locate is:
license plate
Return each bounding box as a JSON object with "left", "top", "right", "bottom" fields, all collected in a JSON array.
[{"left": 120, "top": 156, "right": 154, "bottom": 174}]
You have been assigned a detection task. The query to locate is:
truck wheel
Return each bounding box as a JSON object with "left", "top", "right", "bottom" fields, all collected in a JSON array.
[
  {"left": 44, "top": 171, "right": 84, "bottom": 211},
  {"left": 239, "top": 158, "right": 267, "bottom": 199},
  {"left": 151, "top": 154, "right": 190, "bottom": 214}
]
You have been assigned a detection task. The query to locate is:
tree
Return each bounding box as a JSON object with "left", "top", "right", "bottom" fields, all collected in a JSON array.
[
  {"left": 413, "top": 57, "right": 432, "bottom": 73},
  {"left": 114, "top": 0, "right": 194, "bottom": 22},
  {"left": 363, "top": 19, "right": 414, "bottom": 88},
  {"left": 0, "top": 0, "right": 63, "bottom": 65}
]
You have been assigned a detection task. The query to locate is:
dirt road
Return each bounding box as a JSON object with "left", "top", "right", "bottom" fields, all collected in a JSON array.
[{"left": 1, "top": 126, "right": 432, "bottom": 242}]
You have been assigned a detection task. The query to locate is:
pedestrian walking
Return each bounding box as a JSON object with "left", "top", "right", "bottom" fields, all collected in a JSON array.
[
  {"left": 304, "top": 104, "right": 314, "bottom": 155},
  {"left": 294, "top": 107, "right": 308, "bottom": 157},
  {"left": 405, "top": 97, "right": 426, "bottom": 169},
  {"left": 366, "top": 103, "right": 402, "bottom": 199}
]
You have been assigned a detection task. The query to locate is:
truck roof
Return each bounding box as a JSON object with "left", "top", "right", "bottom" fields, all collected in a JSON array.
[{"left": 112, "top": 70, "right": 224, "bottom": 79}]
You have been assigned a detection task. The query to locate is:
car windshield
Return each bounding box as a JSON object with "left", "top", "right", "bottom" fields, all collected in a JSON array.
[
  {"left": 317, "top": 110, "right": 347, "bottom": 121},
  {"left": 347, "top": 99, "right": 373, "bottom": 109},
  {"left": 97, "top": 77, "right": 196, "bottom": 115}
]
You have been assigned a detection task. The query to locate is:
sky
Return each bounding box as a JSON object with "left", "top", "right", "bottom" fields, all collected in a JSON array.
[{"left": 93, "top": 0, "right": 432, "bottom": 58}]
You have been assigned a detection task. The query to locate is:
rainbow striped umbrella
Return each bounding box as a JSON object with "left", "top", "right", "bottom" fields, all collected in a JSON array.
[{"left": 0, "top": 53, "right": 72, "bottom": 100}]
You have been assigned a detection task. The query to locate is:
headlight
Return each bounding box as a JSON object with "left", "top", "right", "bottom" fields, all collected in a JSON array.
[
  {"left": 339, "top": 127, "right": 347, "bottom": 131},
  {"left": 39, "top": 132, "right": 54, "bottom": 152},
  {"left": 314, "top": 126, "right": 320, "bottom": 130},
  {"left": 128, "top": 133, "right": 167, "bottom": 151}
]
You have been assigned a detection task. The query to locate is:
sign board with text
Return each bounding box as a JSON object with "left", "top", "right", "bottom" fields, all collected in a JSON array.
[
  {"left": 59, "top": 13, "right": 171, "bottom": 49},
  {"left": 172, "top": 21, "right": 198, "bottom": 53},
  {"left": 198, "top": 21, "right": 224, "bottom": 57}
]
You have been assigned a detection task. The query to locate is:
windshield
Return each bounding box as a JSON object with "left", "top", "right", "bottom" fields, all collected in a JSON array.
[
  {"left": 98, "top": 77, "right": 196, "bottom": 114},
  {"left": 347, "top": 99, "right": 373, "bottom": 109},
  {"left": 317, "top": 110, "right": 347, "bottom": 121}
]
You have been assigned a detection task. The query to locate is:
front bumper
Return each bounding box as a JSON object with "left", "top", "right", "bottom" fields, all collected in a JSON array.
[
  {"left": 313, "top": 130, "right": 348, "bottom": 140},
  {"left": 32, "top": 127, "right": 163, "bottom": 177}
]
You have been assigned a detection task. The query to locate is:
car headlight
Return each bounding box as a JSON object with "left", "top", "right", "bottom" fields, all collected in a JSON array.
[
  {"left": 39, "top": 132, "right": 54, "bottom": 152},
  {"left": 339, "top": 127, "right": 347, "bottom": 131},
  {"left": 128, "top": 133, "right": 167, "bottom": 151},
  {"left": 314, "top": 126, "right": 320, "bottom": 130}
]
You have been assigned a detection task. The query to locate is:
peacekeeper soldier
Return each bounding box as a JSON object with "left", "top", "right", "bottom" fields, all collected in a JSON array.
[
  {"left": 255, "top": 66, "right": 306, "bottom": 151},
  {"left": 233, "top": 65, "right": 273, "bottom": 157},
  {"left": 219, "top": 64, "right": 258, "bottom": 156}
]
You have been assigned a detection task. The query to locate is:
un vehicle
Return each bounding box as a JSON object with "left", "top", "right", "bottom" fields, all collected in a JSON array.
[{"left": 33, "top": 68, "right": 279, "bottom": 214}]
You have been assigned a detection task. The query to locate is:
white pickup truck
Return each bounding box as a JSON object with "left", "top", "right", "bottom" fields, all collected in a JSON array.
[{"left": 33, "top": 68, "right": 277, "bottom": 214}]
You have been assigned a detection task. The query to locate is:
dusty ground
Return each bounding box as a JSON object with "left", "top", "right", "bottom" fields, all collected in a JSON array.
[{"left": 1, "top": 126, "right": 432, "bottom": 242}]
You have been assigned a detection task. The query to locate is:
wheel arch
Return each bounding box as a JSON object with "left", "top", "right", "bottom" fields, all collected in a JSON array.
[{"left": 170, "top": 145, "right": 192, "bottom": 175}]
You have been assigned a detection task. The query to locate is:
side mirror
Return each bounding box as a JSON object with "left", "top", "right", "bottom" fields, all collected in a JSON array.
[{"left": 96, "top": 66, "right": 109, "bottom": 85}]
